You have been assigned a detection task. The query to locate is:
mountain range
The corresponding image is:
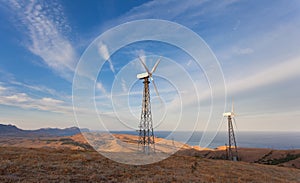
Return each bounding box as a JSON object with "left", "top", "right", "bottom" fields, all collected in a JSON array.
[{"left": 0, "top": 124, "right": 88, "bottom": 137}]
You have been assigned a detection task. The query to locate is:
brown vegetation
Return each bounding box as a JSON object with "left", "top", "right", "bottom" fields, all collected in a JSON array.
[
  {"left": 0, "top": 134, "right": 299, "bottom": 182},
  {"left": 0, "top": 146, "right": 300, "bottom": 182}
]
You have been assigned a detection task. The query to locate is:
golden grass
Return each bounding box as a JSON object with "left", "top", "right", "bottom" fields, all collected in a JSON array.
[{"left": 0, "top": 146, "right": 299, "bottom": 182}]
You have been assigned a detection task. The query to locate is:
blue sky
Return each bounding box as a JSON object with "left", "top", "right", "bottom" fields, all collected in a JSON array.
[{"left": 0, "top": 0, "right": 299, "bottom": 131}]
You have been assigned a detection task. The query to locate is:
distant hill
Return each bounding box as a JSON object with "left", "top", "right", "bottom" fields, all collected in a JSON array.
[
  {"left": 0, "top": 124, "right": 88, "bottom": 137},
  {"left": 0, "top": 124, "right": 24, "bottom": 134}
]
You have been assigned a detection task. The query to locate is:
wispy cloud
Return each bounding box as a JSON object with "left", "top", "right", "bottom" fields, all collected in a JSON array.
[
  {"left": 98, "top": 42, "right": 115, "bottom": 74},
  {"left": 0, "top": 84, "right": 72, "bottom": 114},
  {"left": 116, "top": 0, "right": 238, "bottom": 27},
  {"left": 121, "top": 78, "right": 128, "bottom": 93},
  {"left": 96, "top": 82, "right": 109, "bottom": 97},
  {"left": 227, "top": 56, "right": 300, "bottom": 95},
  {"left": 0, "top": 69, "right": 69, "bottom": 100},
  {"left": 10, "top": 80, "right": 67, "bottom": 99},
  {"left": 6, "top": 0, "right": 77, "bottom": 81},
  {"left": 120, "top": 0, "right": 206, "bottom": 23},
  {"left": 232, "top": 47, "right": 254, "bottom": 55},
  {"left": 0, "top": 76, "right": 79, "bottom": 115},
  {"left": 175, "top": 56, "right": 300, "bottom": 113}
]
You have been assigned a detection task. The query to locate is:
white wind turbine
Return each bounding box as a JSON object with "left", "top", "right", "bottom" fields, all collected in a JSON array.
[
  {"left": 223, "top": 100, "right": 239, "bottom": 161},
  {"left": 137, "top": 56, "right": 161, "bottom": 154}
]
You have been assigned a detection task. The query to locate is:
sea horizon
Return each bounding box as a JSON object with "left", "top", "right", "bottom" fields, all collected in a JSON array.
[{"left": 108, "top": 130, "right": 300, "bottom": 150}]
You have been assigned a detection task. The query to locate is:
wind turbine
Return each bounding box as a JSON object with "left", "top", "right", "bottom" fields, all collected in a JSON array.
[
  {"left": 223, "top": 100, "right": 239, "bottom": 161},
  {"left": 137, "top": 56, "right": 161, "bottom": 154}
]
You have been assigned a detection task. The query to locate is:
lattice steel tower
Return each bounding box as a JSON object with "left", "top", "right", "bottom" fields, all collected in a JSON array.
[
  {"left": 136, "top": 57, "right": 161, "bottom": 154},
  {"left": 223, "top": 102, "right": 239, "bottom": 161},
  {"left": 138, "top": 77, "right": 155, "bottom": 153}
]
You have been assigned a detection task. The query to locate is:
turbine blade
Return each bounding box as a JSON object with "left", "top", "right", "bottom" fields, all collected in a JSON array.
[
  {"left": 151, "top": 79, "right": 163, "bottom": 103},
  {"left": 138, "top": 56, "right": 150, "bottom": 74},
  {"left": 151, "top": 57, "right": 161, "bottom": 73},
  {"left": 152, "top": 79, "right": 163, "bottom": 104},
  {"left": 233, "top": 117, "right": 238, "bottom": 131},
  {"left": 232, "top": 98, "right": 234, "bottom": 113},
  {"left": 152, "top": 79, "right": 160, "bottom": 97}
]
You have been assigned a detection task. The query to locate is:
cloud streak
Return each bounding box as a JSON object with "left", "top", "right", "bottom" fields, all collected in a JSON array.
[
  {"left": 7, "top": 0, "right": 77, "bottom": 81},
  {"left": 98, "top": 42, "right": 116, "bottom": 74},
  {"left": 116, "top": 0, "right": 238, "bottom": 27},
  {"left": 0, "top": 84, "right": 72, "bottom": 114},
  {"left": 232, "top": 47, "right": 254, "bottom": 55},
  {"left": 227, "top": 57, "right": 300, "bottom": 95},
  {"left": 96, "top": 82, "right": 109, "bottom": 98}
]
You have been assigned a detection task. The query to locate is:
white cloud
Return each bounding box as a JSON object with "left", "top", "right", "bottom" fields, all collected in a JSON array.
[
  {"left": 9, "top": 80, "right": 66, "bottom": 99},
  {"left": 0, "top": 86, "right": 7, "bottom": 93},
  {"left": 0, "top": 92, "right": 71, "bottom": 114},
  {"left": 98, "top": 42, "right": 115, "bottom": 74},
  {"left": 0, "top": 83, "right": 72, "bottom": 114},
  {"left": 98, "top": 42, "right": 110, "bottom": 61},
  {"left": 152, "top": 56, "right": 300, "bottom": 120},
  {"left": 121, "top": 0, "right": 206, "bottom": 22},
  {"left": 232, "top": 47, "right": 254, "bottom": 55},
  {"left": 41, "top": 97, "right": 64, "bottom": 105},
  {"left": 227, "top": 56, "right": 300, "bottom": 95},
  {"left": 121, "top": 78, "right": 128, "bottom": 93},
  {"left": 96, "top": 82, "right": 108, "bottom": 96},
  {"left": 117, "top": 0, "right": 238, "bottom": 27},
  {"left": 181, "top": 56, "right": 300, "bottom": 108},
  {"left": 186, "top": 59, "right": 193, "bottom": 67},
  {"left": 5, "top": 93, "right": 30, "bottom": 103},
  {"left": 7, "top": 0, "right": 77, "bottom": 81}
]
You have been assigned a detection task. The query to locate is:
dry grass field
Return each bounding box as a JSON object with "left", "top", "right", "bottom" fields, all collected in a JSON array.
[
  {"left": 0, "top": 146, "right": 300, "bottom": 182},
  {"left": 0, "top": 134, "right": 299, "bottom": 182}
]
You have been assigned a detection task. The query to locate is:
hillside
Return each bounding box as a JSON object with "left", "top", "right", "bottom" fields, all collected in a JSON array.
[
  {"left": 1, "top": 132, "right": 299, "bottom": 169},
  {"left": 0, "top": 124, "right": 24, "bottom": 134},
  {"left": 0, "top": 146, "right": 299, "bottom": 182},
  {"left": 179, "top": 147, "right": 300, "bottom": 169},
  {"left": 0, "top": 130, "right": 299, "bottom": 182}
]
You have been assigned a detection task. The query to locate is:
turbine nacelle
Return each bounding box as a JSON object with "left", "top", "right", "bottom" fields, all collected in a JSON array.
[
  {"left": 137, "top": 72, "right": 150, "bottom": 79},
  {"left": 223, "top": 112, "right": 235, "bottom": 117},
  {"left": 136, "top": 56, "right": 161, "bottom": 98}
]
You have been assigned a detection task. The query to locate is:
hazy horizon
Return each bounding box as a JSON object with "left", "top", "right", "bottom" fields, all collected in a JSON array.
[{"left": 1, "top": 122, "right": 300, "bottom": 133}]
